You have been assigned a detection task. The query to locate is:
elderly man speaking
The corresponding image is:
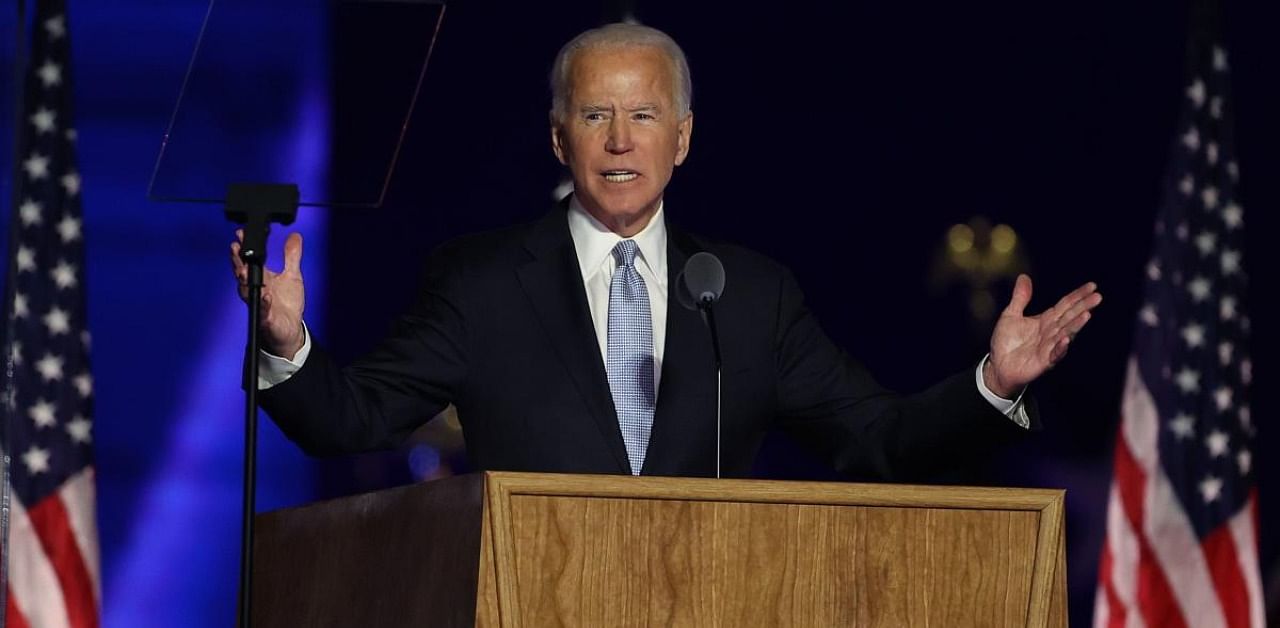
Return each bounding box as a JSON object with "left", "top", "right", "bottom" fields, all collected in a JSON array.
[{"left": 230, "top": 23, "right": 1101, "bottom": 480}]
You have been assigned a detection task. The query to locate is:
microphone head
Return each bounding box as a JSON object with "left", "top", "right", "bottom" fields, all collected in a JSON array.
[{"left": 680, "top": 252, "right": 725, "bottom": 309}]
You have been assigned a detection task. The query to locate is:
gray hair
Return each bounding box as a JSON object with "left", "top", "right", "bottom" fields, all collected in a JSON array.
[{"left": 549, "top": 23, "right": 693, "bottom": 123}]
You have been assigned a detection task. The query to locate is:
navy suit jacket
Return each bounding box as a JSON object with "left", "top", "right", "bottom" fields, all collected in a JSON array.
[{"left": 259, "top": 206, "right": 1034, "bottom": 480}]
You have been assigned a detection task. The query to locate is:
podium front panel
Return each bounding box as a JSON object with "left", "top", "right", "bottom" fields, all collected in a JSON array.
[{"left": 481, "top": 473, "right": 1066, "bottom": 628}]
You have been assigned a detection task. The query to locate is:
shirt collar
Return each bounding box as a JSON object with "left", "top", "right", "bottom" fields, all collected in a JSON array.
[{"left": 567, "top": 195, "right": 667, "bottom": 283}]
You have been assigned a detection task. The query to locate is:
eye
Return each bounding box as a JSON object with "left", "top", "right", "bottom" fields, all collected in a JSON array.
[
  {"left": 633, "top": 112, "right": 656, "bottom": 121},
  {"left": 584, "top": 112, "right": 608, "bottom": 122}
]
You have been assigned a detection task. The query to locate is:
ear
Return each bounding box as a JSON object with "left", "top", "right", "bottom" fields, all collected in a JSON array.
[
  {"left": 673, "top": 111, "right": 693, "bottom": 166},
  {"left": 550, "top": 113, "right": 569, "bottom": 166}
]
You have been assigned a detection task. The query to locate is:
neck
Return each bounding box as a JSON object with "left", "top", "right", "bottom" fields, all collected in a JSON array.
[{"left": 584, "top": 204, "right": 659, "bottom": 238}]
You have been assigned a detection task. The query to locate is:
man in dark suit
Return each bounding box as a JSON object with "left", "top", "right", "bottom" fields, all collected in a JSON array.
[{"left": 230, "top": 23, "right": 1101, "bottom": 480}]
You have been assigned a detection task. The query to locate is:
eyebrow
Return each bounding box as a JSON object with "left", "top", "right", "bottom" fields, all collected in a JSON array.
[{"left": 577, "top": 103, "right": 663, "bottom": 113}]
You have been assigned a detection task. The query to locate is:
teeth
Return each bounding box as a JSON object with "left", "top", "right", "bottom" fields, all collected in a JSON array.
[{"left": 603, "top": 172, "right": 638, "bottom": 183}]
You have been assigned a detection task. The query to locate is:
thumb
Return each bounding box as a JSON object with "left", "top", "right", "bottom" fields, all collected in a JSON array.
[
  {"left": 282, "top": 232, "right": 304, "bottom": 276},
  {"left": 1004, "top": 274, "right": 1033, "bottom": 316}
]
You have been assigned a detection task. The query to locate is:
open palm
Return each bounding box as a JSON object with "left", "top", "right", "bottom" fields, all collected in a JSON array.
[{"left": 985, "top": 274, "right": 1101, "bottom": 398}]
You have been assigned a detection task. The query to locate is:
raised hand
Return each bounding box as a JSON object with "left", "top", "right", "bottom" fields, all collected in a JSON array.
[
  {"left": 984, "top": 274, "right": 1101, "bottom": 398},
  {"left": 230, "top": 231, "right": 306, "bottom": 359}
]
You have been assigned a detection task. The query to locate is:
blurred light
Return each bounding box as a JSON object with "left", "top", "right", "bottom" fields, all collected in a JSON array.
[
  {"left": 408, "top": 444, "right": 441, "bottom": 481},
  {"left": 970, "top": 289, "right": 996, "bottom": 320},
  {"left": 992, "top": 224, "right": 1017, "bottom": 253},
  {"left": 948, "top": 224, "right": 974, "bottom": 253}
]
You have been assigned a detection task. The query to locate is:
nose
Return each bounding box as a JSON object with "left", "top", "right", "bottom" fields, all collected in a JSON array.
[{"left": 605, "top": 117, "right": 633, "bottom": 154}]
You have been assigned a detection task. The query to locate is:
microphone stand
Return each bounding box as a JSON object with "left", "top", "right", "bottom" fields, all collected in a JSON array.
[
  {"left": 698, "top": 298, "right": 723, "bottom": 479},
  {"left": 225, "top": 183, "right": 298, "bottom": 628}
]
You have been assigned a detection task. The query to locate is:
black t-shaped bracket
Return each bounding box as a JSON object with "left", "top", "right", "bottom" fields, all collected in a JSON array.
[{"left": 226, "top": 183, "right": 299, "bottom": 266}]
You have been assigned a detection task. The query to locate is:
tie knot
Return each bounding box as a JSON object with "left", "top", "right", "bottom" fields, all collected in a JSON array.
[{"left": 612, "top": 239, "right": 640, "bottom": 268}]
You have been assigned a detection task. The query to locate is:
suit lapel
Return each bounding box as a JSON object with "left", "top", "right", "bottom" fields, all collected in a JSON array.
[
  {"left": 516, "top": 208, "right": 631, "bottom": 473},
  {"left": 642, "top": 226, "right": 718, "bottom": 475}
]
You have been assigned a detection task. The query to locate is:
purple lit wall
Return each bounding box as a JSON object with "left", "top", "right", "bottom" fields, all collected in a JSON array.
[{"left": 1, "top": 2, "right": 327, "bottom": 625}]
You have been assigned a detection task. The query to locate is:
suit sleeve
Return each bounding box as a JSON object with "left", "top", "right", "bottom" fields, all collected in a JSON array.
[
  {"left": 770, "top": 267, "right": 1038, "bottom": 482},
  {"left": 257, "top": 246, "right": 469, "bottom": 456}
]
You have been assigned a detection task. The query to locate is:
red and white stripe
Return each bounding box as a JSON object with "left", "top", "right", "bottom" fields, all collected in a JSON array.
[
  {"left": 1094, "top": 359, "right": 1263, "bottom": 628},
  {"left": 6, "top": 469, "right": 101, "bottom": 628}
]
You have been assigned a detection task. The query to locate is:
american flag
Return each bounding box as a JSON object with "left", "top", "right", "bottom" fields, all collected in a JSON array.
[
  {"left": 2, "top": 1, "right": 100, "bottom": 627},
  {"left": 1092, "top": 5, "right": 1261, "bottom": 628}
]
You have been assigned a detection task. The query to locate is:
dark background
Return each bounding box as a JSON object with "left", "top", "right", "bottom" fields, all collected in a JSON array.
[
  {"left": 327, "top": 1, "right": 1280, "bottom": 624},
  {"left": 0, "top": 0, "right": 1275, "bottom": 625}
]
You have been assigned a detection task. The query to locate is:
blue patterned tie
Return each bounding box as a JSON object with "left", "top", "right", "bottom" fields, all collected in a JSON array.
[{"left": 607, "top": 239, "right": 655, "bottom": 474}]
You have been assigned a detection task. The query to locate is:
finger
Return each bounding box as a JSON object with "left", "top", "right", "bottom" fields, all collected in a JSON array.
[
  {"left": 1063, "top": 310, "right": 1092, "bottom": 336},
  {"left": 1038, "top": 332, "right": 1066, "bottom": 363},
  {"left": 1003, "top": 274, "right": 1033, "bottom": 317},
  {"left": 1038, "top": 282, "right": 1097, "bottom": 331},
  {"left": 231, "top": 259, "right": 249, "bottom": 300},
  {"left": 1044, "top": 314, "right": 1089, "bottom": 353},
  {"left": 1058, "top": 282, "right": 1099, "bottom": 310},
  {"left": 1062, "top": 296, "right": 1101, "bottom": 336},
  {"left": 256, "top": 293, "right": 273, "bottom": 329},
  {"left": 1046, "top": 290, "right": 1102, "bottom": 336},
  {"left": 1048, "top": 335, "right": 1070, "bottom": 364},
  {"left": 1048, "top": 282, "right": 1098, "bottom": 318},
  {"left": 282, "top": 232, "right": 304, "bottom": 276},
  {"left": 236, "top": 228, "right": 244, "bottom": 243},
  {"left": 230, "top": 242, "right": 250, "bottom": 291},
  {"left": 260, "top": 290, "right": 273, "bottom": 319},
  {"left": 230, "top": 241, "right": 245, "bottom": 273}
]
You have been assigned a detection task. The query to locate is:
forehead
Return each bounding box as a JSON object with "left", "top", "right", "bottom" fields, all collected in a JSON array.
[{"left": 567, "top": 45, "right": 675, "bottom": 105}]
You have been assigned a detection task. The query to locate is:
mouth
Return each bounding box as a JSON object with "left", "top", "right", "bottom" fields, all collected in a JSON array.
[{"left": 601, "top": 170, "right": 639, "bottom": 183}]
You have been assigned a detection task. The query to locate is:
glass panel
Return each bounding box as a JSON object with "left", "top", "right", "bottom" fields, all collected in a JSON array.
[{"left": 148, "top": 0, "right": 445, "bottom": 208}]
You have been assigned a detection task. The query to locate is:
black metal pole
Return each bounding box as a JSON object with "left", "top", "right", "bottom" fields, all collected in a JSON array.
[
  {"left": 238, "top": 261, "right": 264, "bottom": 628},
  {"left": 699, "top": 300, "right": 723, "bottom": 478},
  {"left": 699, "top": 299, "right": 722, "bottom": 370},
  {"left": 225, "top": 182, "right": 297, "bottom": 628}
]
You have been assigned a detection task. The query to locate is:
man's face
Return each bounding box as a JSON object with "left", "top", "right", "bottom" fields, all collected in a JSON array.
[{"left": 551, "top": 45, "right": 692, "bottom": 236}]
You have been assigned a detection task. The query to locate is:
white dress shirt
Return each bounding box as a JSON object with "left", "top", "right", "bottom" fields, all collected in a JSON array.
[
  {"left": 259, "top": 199, "right": 1028, "bottom": 428},
  {"left": 567, "top": 196, "right": 668, "bottom": 392}
]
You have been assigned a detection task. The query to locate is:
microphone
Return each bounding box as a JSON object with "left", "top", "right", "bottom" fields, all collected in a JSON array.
[
  {"left": 681, "top": 252, "right": 726, "bottom": 305},
  {"left": 677, "top": 252, "right": 725, "bottom": 477}
]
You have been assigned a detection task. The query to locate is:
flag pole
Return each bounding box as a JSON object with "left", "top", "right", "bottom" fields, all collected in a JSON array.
[{"left": 1, "top": 1, "right": 30, "bottom": 624}]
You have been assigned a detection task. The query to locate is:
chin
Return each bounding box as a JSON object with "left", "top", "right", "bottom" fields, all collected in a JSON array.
[
  {"left": 603, "top": 204, "right": 657, "bottom": 227},
  {"left": 583, "top": 193, "right": 659, "bottom": 226}
]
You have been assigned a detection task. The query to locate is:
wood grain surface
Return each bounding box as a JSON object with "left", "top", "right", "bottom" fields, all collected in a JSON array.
[
  {"left": 254, "top": 471, "right": 1065, "bottom": 627},
  {"left": 253, "top": 474, "right": 486, "bottom": 627},
  {"left": 480, "top": 472, "right": 1066, "bottom": 628}
]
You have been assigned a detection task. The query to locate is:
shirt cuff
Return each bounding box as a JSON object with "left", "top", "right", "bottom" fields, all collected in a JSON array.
[
  {"left": 257, "top": 322, "right": 312, "bottom": 390},
  {"left": 975, "top": 354, "right": 1030, "bottom": 429}
]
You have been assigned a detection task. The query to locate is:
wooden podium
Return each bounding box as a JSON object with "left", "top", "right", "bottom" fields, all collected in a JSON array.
[{"left": 253, "top": 472, "right": 1067, "bottom": 627}]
